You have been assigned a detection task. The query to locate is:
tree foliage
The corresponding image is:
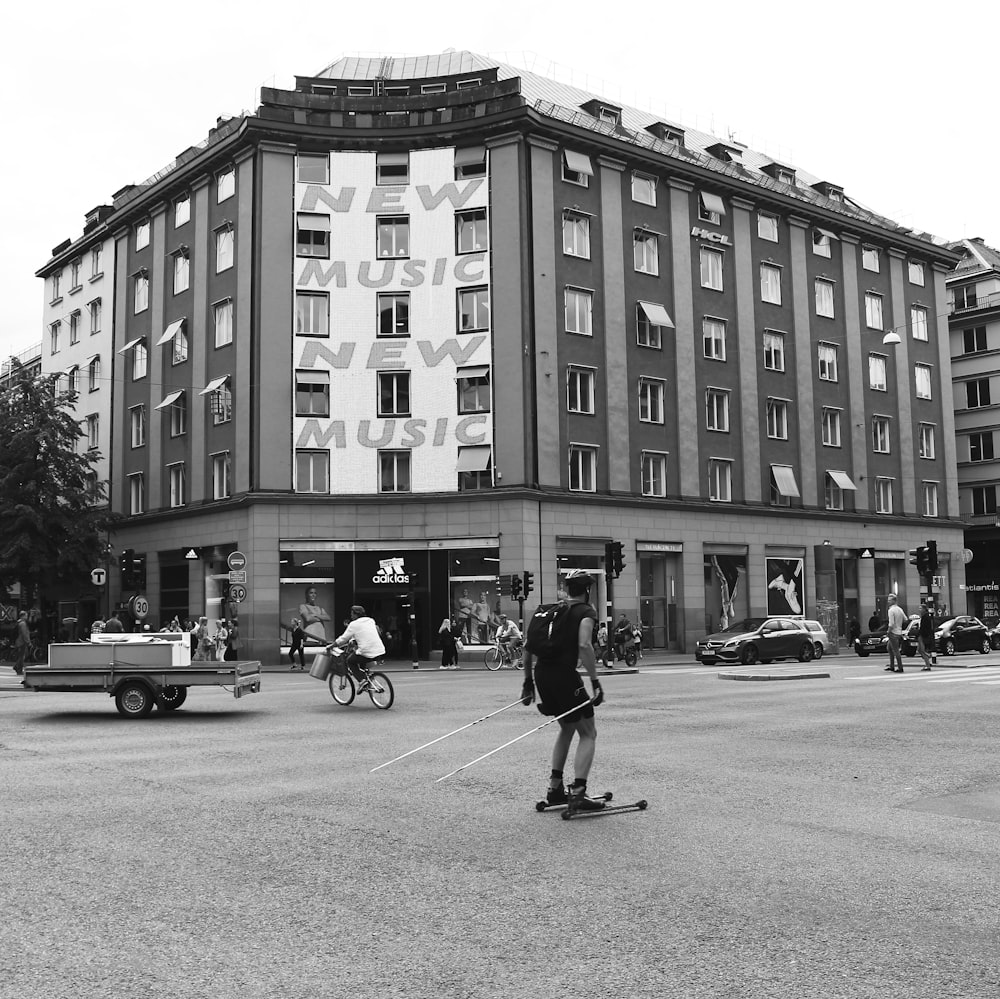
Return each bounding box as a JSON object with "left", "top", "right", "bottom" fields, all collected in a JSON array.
[{"left": 0, "top": 360, "right": 118, "bottom": 603}]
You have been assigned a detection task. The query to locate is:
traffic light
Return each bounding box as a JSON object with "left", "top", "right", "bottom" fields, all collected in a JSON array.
[
  {"left": 909, "top": 546, "right": 929, "bottom": 576},
  {"left": 120, "top": 548, "right": 135, "bottom": 588},
  {"left": 522, "top": 571, "right": 534, "bottom": 598},
  {"left": 925, "top": 540, "right": 938, "bottom": 576},
  {"left": 498, "top": 574, "right": 511, "bottom": 597},
  {"left": 510, "top": 572, "right": 522, "bottom": 600},
  {"left": 133, "top": 553, "right": 147, "bottom": 591},
  {"left": 605, "top": 541, "right": 625, "bottom": 578}
]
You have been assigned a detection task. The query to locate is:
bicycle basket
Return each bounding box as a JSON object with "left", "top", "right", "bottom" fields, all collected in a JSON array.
[{"left": 309, "top": 653, "right": 335, "bottom": 681}]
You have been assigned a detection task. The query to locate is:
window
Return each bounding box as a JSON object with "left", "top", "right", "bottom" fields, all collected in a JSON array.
[
  {"left": 174, "top": 195, "right": 190, "bottom": 228},
  {"left": 757, "top": 213, "right": 778, "bottom": 241},
  {"left": 915, "top": 363, "right": 933, "bottom": 400},
  {"left": 378, "top": 371, "right": 411, "bottom": 417},
  {"left": 173, "top": 328, "right": 189, "bottom": 365},
  {"left": 135, "top": 221, "right": 150, "bottom": 250},
  {"left": 457, "top": 368, "right": 490, "bottom": 414},
  {"left": 972, "top": 486, "right": 997, "bottom": 515},
  {"left": 954, "top": 285, "right": 977, "bottom": 310},
  {"left": 818, "top": 343, "right": 838, "bottom": 381},
  {"left": 766, "top": 398, "right": 789, "bottom": 440},
  {"left": 562, "top": 211, "right": 591, "bottom": 258},
  {"left": 632, "top": 172, "right": 656, "bottom": 206},
  {"left": 769, "top": 466, "right": 794, "bottom": 507},
  {"left": 963, "top": 327, "right": 987, "bottom": 354},
  {"left": 869, "top": 354, "right": 887, "bottom": 391},
  {"left": 296, "top": 291, "right": 330, "bottom": 337},
  {"left": 297, "top": 153, "right": 329, "bottom": 184},
  {"left": 760, "top": 263, "right": 782, "bottom": 304},
  {"left": 865, "top": 292, "right": 884, "bottom": 330},
  {"left": 377, "top": 215, "right": 409, "bottom": 258},
  {"left": 457, "top": 446, "right": 492, "bottom": 491},
  {"left": 703, "top": 318, "right": 726, "bottom": 361},
  {"left": 456, "top": 209, "right": 488, "bottom": 254},
  {"left": 967, "top": 378, "right": 992, "bottom": 408},
  {"left": 812, "top": 230, "right": 832, "bottom": 258},
  {"left": 822, "top": 408, "right": 841, "bottom": 447},
  {"left": 376, "top": 152, "right": 409, "bottom": 185},
  {"left": 636, "top": 301, "right": 673, "bottom": 348},
  {"left": 875, "top": 477, "right": 893, "bottom": 514},
  {"left": 90, "top": 245, "right": 103, "bottom": 278},
  {"left": 633, "top": 229, "right": 658, "bottom": 274},
  {"left": 173, "top": 250, "right": 190, "bottom": 294},
  {"left": 51, "top": 271, "right": 62, "bottom": 301},
  {"left": 763, "top": 331, "right": 785, "bottom": 371},
  {"left": 564, "top": 288, "right": 593, "bottom": 335},
  {"left": 67, "top": 366, "right": 79, "bottom": 394},
  {"left": 211, "top": 383, "right": 232, "bottom": 426},
  {"left": 872, "top": 416, "right": 891, "bottom": 453},
  {"left": 862, "top": 246, "right": 880, "bottom": 272},
  {"left": 700, "top": 248, "right": 723, "bottom": 290},
  {"left": 49, "top": 321, "right": 60, "bottom": 355},
  {"left": 169, "top": 393, "right": 187, "bottom": 437},
  {"left": 217, "top": 167, "right": 235, "bottom": 202},
  {"left": 88, "top": 356, "right": 100, "bottom": 392},
  {"left": 216, "top": 225, "right": 234, "bottom": 272},
  {"left": 639, "top": 378, "right": 665, "bottom": 424},
  {"left": 295, "top": 370, "right": 330, "bottom": 417},
  {"left": 561, "top": 149, "right": 592, "bottom": 187},
  {"left": 296, "top": 213, "right": 330, "bottom": 258},
  {"left": 134, "top": 271, "right": 149, "bottom": 313},
  {"left": 708, "top": 459, "right": 732, "bottom": 502},
  {"left": 214, "top": 299, "right": 233, "bottom": 347},
  {"left": 969, "top": 432, "right": 994, "bottom": 463},
  {"left": 89, "top": 298, "right": 102, "bottom": 335},
  {"left": 128, "top": 473, "right": 145, "bottom": 515},
  {"left": 706, "top": 388, "right": 730, "bottom": 432},
  {"left": 458, "top": 287, "right": 490, "bottom": 332},
  {"left": 815, "top": 278, "right": 835, "bottom": 318},
  {"left": 169, "top": 463, "right": 186, "bottom": 508},
  {"left": 379, "top": 450, "right": 411, "bottom": 492},
  {"left": 295, "top": 450, "right": 329, "bottom": 493},
  {"left": 85, "top": 413, "right": 99, "bottom": 450},
  {"left": 212, "top": 452, "right": 232, "bottom": 500},
  {"left": 909, "top": 260, "right": 925, "bottom": 286},
  {"left": 911, "top": 305, "right": 928, "bottom": 341},
  {"left": 568, "top": 445, "right": 597, "bottom": 492},
  {"left": 922, "top": 482, "right": 938, "bottom": 518},
  {"left": 567, "top": 366, "right": 596, "bottom": 415},
  {"left": 641, "top": 452, "right": 667, "bottom": 497},
  {"left": 826, "top": 475, "right": 844, "bottom": 511},
  {"left": 130, "top": 406, "right": 146, "bottom": 448},
  {"left": 70, "top": 258, "right": 81, "bottom": 290},
  {"left": 454, "top": 146, "right": 487, "bottom": 180},
  {"left": 132, "top": 341, "right": 148, "bottom": 380},
  {"left": 919, "top": 424, "right": 935, "bottom": 459},
  {"left": 378, "top": 293, "right": 410, "bottom": 337},
  {"left": 698, "top": 192, "right": 725, "bottom": 224}
]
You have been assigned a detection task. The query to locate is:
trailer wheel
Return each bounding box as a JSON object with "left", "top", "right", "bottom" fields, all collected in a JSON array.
[
  {"left": 115, "top": 681, "right": 156, "bottom": 719},
  {"left": 158, "top": 686, "right": 188, "bottom": 711}
]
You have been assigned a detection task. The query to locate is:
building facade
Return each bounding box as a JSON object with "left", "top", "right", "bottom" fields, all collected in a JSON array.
[{"left": 38, "top": 52, "right": 965, "bottom": 659}]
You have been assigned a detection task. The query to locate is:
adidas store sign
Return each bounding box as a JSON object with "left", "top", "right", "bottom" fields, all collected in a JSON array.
[{"left": 372, "top": 557, "right": 410, "bottom": 584}]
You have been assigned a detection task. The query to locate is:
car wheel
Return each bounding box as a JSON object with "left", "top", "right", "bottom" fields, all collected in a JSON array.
[
  {"left": 981, "top": 638, "right": 992, "bottom": 655},
  {"left": 942, "top": 638, "right": 956, "bottom": 656},
  {"left": 813, "top": 643, "right": 824, "bottom": 660},
  {"left": 798, "top": 642, "right": 814, "bottom": 663},
  {"left": 740, "top": 644, "right": 759, "bottom": 665}
]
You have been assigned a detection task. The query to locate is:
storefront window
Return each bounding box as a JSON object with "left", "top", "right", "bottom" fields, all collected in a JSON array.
[
  {"left": 703, "top": 553, "right": 747, "bottom": 632},
  {"left": 765, "top": 557, "right": 805, "bottom": 616},
  {"left": 279, "top": 549, "right": 337, "bottom": 651},
  {"left": 449, "top": 549, "right": 499, "bottom": 646}
]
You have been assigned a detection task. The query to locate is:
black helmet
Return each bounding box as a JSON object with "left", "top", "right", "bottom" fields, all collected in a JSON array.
[{"left": 564, "top": 570, "right": 595, "bottom": 596}]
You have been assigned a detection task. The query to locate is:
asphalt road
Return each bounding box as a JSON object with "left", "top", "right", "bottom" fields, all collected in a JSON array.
[{"left": 2, "top": 656, "right": 999, "bottom": 999}]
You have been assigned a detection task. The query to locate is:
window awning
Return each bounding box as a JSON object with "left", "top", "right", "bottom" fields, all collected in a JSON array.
[
  {"left": 62, "top": 365, "right": 78, "bottom": 376},
  {"left": 815, "top": 227, "right": 839, "bottom": 240},
  {"left": 296, "top": 214, "right": 330, "bottom": 231},
  {"left": 454, "top": 145, "right": 486, "bottom": 167},
  {"left": 563, "top": 149, "right": 594, "bottom": 176},
  {"left": 771, "top": 464, "right": 800, "bottom": 498},
  {"left": 118, "top": 336, "right": 145, "bottom": 354},
  {"left": 295, "top": 370, "right": 329, "bottom": 385},
  {"left": 200, "top": 375, "right": 230, "bottom": 396},
  {"left": 378, "top": 151, "right": 409, "bottom": 166},
  {"left": 638, "top": 301, "right": 675, "bottom": 328},
  {"left": 456, "top": 366, "right": 490, "bottom": 380},
  {"left": 700, "top": 192, "right": 727, "bottom": 216},
  {"left": 155, "top": 390, "right": 184, "bottom": 411},
  {"left": 155, "top": 318, "right": 186, "bottom": 346},
  {"left": 456, "top": 445, "right": 492, "bottom": 473},
  {"left": 827, "top": 470, "right": 858, "bottom": 491},
  {"left": 87, "top": 354, "right": 100, "bottom": 364}
]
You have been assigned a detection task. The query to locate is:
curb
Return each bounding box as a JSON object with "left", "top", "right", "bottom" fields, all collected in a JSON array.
[{"left": 717, "top": 670, "right": 831, "bottom": 682}]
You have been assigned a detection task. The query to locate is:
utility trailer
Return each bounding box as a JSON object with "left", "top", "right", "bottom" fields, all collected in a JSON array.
[{"left": 22, "top": 633, "right": 262, "bottom": 718}]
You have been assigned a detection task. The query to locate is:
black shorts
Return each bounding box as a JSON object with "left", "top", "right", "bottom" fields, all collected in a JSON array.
[{"left": 535, "top": 669, "right": 593, "bottom": 724}]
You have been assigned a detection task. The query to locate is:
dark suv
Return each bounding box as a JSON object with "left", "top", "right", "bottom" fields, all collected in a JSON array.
[
  {"left": 703, "top": 618, "right": 815, "bottom": 666},
  {"left": 935, "top": 616, "right": 992, "bottom": 656}
]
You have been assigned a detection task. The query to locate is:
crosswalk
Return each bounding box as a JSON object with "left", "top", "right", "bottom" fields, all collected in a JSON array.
[{"left": 843, "top": 665, "right": 1000, "bottom": 686}]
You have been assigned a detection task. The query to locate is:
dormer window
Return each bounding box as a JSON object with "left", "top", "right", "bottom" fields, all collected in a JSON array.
[
  {"left": 645, "top": 122, "right": 685, "bottom": 146},
  {"left": 580, "top": 98, "right": 621, "bottom": 125},
  {"left": 706, "top": 142, "right": 743, "bottom": 164},
  {"left": 420, "top": 83, "right": 447, "bottom": 95},
  {"left": 813, "top": 181, "right": 844, "bottom": 202},
  {"left": 348, "top": 85, "right": 374, "bottom": 96}
]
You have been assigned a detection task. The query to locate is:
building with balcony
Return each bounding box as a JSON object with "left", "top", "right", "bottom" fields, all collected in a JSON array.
[
  {"left": 0, "top": 342, "right": 42, "bottom": 390},
  {"left": 37, "top": 51, "right": 965, "bottom": 659}
]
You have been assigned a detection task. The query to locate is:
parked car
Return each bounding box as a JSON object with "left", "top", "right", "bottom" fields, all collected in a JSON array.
[
  {"left": 853, "top": 620, "right": 918, "bottom": 658},
  {"left": 696, "top": 618, "right": 766, "bottom": 662},
  {"left": 989, "top": 623, "right": 1000, "bottom": 650},
  {"left": 934, "top": 616, "right": 992, "bottom": 656},
  {"left": 704, "top": 617, "right": 816, "bottom": 666},
  {"left": 800, "top": 620, "right": 829, "bottom": 659}
]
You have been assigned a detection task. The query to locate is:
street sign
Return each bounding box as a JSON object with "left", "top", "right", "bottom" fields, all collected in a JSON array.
[
  {"left": 227, "top": 551, "right": 247, "bottom": 571},
  {"left": 958, "top": 548, "right": 974, "bottom": 564},
  {"left": 229, "top": 584, "right": 247, "bottom": 603},
  {"left": 228, "top": 570, "right": 247, "bottom": 584},
  {"left": 91, "top": 567, "right": 107, "bottom": 587},
  {"left": 129, "top": 594, "right": 150, "bottom": 621}
]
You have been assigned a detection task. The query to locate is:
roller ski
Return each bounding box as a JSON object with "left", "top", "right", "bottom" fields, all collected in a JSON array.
[
  {"left": 535, "top": 788, "right": 612, "bottom": 812},
  {"left": 562, "top": 784, "right": 648, "bottom": 820}
]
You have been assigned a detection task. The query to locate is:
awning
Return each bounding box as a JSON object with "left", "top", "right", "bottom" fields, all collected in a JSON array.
[
  {"left": 155, "top": 390, "right": 184, "bottom": 411},
  {"left": 456, "top": 445, "right": 492, "bottom": 473},
  {"left": 815, "top": 227, "right": 839, "bottom": 240},
  {"left": 155, "top": 318, "right": 186, "bottom": 346},
  {"left": 454, "top": 145, "right": 486, "bottom": 168},
  {"left": 700, "top": 192, "right": 727, "bottom": 216},
  {"left": 62, "top": 365, "right": 78, "bottom": 376},
  {"left": 638, "top": 301, "right": 675, "bottom": 328},
  {"left": 295, "top": 370, "right": 329, "bottom": 385},
  {"left": 771, "top": 464, "right": 800, "bottom": 498},
  {"left": 118, "top": 336, "right": 145, "bottom": 354},
  {"left": 200, "top": 375, "right": 230, "bottom": 396},
  {"left": 296, "top": 213, "right": 330, "bottom": 231},
  {"left": 378, "top": 151, "right": 409, "bottom": 166},
  {"left": 563, "top": 149, "right": 594, "bottom": 176},
  {"left": 827, "top": 470, "right": 858, "bottom": 491},
  {"left": 456, "top": 366, "right": 490, "bottom": 380}
]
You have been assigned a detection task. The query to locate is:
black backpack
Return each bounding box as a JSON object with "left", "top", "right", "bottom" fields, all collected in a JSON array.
[{"left": 525, "top": 603, "right": 579, "bottom": 660}]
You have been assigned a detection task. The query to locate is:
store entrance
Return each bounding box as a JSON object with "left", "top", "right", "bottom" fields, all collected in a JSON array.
[{"left": 356, "top": 592, "right": 413, "bottom": 658}]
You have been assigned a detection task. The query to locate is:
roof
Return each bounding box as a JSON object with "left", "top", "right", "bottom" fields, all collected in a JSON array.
[{"left": 947, "top": 238, "right": 1000, "bottom": 280}]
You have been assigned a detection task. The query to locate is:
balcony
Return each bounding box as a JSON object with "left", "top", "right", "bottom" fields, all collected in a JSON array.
[{"left": 952, "top": 291, "right": 1000, "bottom": 315}]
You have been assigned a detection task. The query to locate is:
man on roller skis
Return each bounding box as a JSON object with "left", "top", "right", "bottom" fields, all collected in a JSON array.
[{"left": 520, "top": 570, "right": 605, "bottom": 812}]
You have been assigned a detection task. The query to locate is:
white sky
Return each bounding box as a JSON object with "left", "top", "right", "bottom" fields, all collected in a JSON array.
[{"left": 4, "top": 0, "right": 998, "bottom": 359}]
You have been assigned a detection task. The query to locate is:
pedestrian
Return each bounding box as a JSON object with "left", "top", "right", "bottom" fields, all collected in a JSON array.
[
  {"left": 13, "top": 611, "right": 31, "bottom": 675},
  {"left": 612, "top": 612, "right": 633, "bottom": 664},
  {"left": 439, "top": 615, "right": 458, "bottom": 669},
  {"left": 214, "top": 620, "right": 228, "bottom": 661},
  {"left": 288, "top": 618, "right": 306, "bottom": 669},
  {"left": 632, "top": 621, "right": 644, "bottom": 660},
  {"left": 520, "top": 569, "right": 605, "bottom": 812},
  {"left": 594, "top": 621, "right": 609, "bottom": 669},
  {"left": 884, "top": 594, "right": 907, "bottom": 673},
  {"left": 89, "top": 616, "right": 106, "bottom": 637},
  {"left": 868, "top": 609, "right": 882, "bottom": 632},
  {"left": 917, "top": 603, "right": 936, "bottom": 671},
  {"left": 104, "top": 612, "right": 124, "bottom": 634}
]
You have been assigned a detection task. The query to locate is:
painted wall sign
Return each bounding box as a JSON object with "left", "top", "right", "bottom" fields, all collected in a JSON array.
[
  {"left": 691, "top": 226, "right": 732, "bottom": 246},
  {"left": 296, "top": 414, "right": 488, "bottom": 450},
  {"left": 297, "top": 253, "right": 486, "bottom": 290}
]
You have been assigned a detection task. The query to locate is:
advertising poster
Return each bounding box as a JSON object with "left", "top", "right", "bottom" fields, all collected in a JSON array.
[
  {"left": 766, "top": 557, "right": 805, "bottom": 616},
  {"left": 281, "top": 582, "right": 337, "bottom": 646}
]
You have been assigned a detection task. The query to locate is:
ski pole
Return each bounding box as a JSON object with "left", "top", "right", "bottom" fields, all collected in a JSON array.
[
  {"left": 435, "top": 699, "right": 596, "bottom": 783},
  {"left": 370, "top": 698, "right": 526, "bottom": 772}
]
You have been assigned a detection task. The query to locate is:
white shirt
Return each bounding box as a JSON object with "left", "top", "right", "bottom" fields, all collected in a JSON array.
[
  {"left": 497, "top": 621, "right": 521, "bottom": 641},
  {"left": 887, "top": 604, "right": 908, "bottom": 636},
  {"left": 337, "top": 617, "right": 386, "bottom": 658}
]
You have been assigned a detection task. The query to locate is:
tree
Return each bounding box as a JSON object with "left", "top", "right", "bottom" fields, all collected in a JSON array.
[{"left": 0, "top": 360, "right": 118, "bottom": 613}]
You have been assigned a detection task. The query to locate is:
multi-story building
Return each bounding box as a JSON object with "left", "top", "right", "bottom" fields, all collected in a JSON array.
[
  {"left": 0, "top": 342, "right": 42, "bottom": 390},
  {"left": 947, "top": 238, "right": 1000, "bottom": 622},
  {"left": 38, "top": 51, "right": 965, "bottom": 660}
]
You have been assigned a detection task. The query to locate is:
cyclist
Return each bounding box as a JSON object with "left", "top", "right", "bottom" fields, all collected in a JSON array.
[
  {"left": 495, "top": 614, "right": 522, "bottom": 666},
  {"left": 331, "top": 605, "right": 386, "bottom": 681}
]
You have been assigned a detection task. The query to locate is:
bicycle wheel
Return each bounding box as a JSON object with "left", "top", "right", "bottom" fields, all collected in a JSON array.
[
  {"left": 512, "top": 649, "right": 524, "bottom": 670},
  {"left": 484, "top": 647, "right": 503, "bottom": 670},
  {"left": 328, "top": 671, "right": 356, "bottom": 705},
  {"left": 366, "top": 672, "right": 395, "bottom": 710}
]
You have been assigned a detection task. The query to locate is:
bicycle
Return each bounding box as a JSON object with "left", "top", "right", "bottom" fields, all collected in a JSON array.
[
  {"left": 326, "top": 644, "right": 394, "bottom": 709},
  {"left": 484, "top": 638, "right": 524, "bottom": 671}
]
